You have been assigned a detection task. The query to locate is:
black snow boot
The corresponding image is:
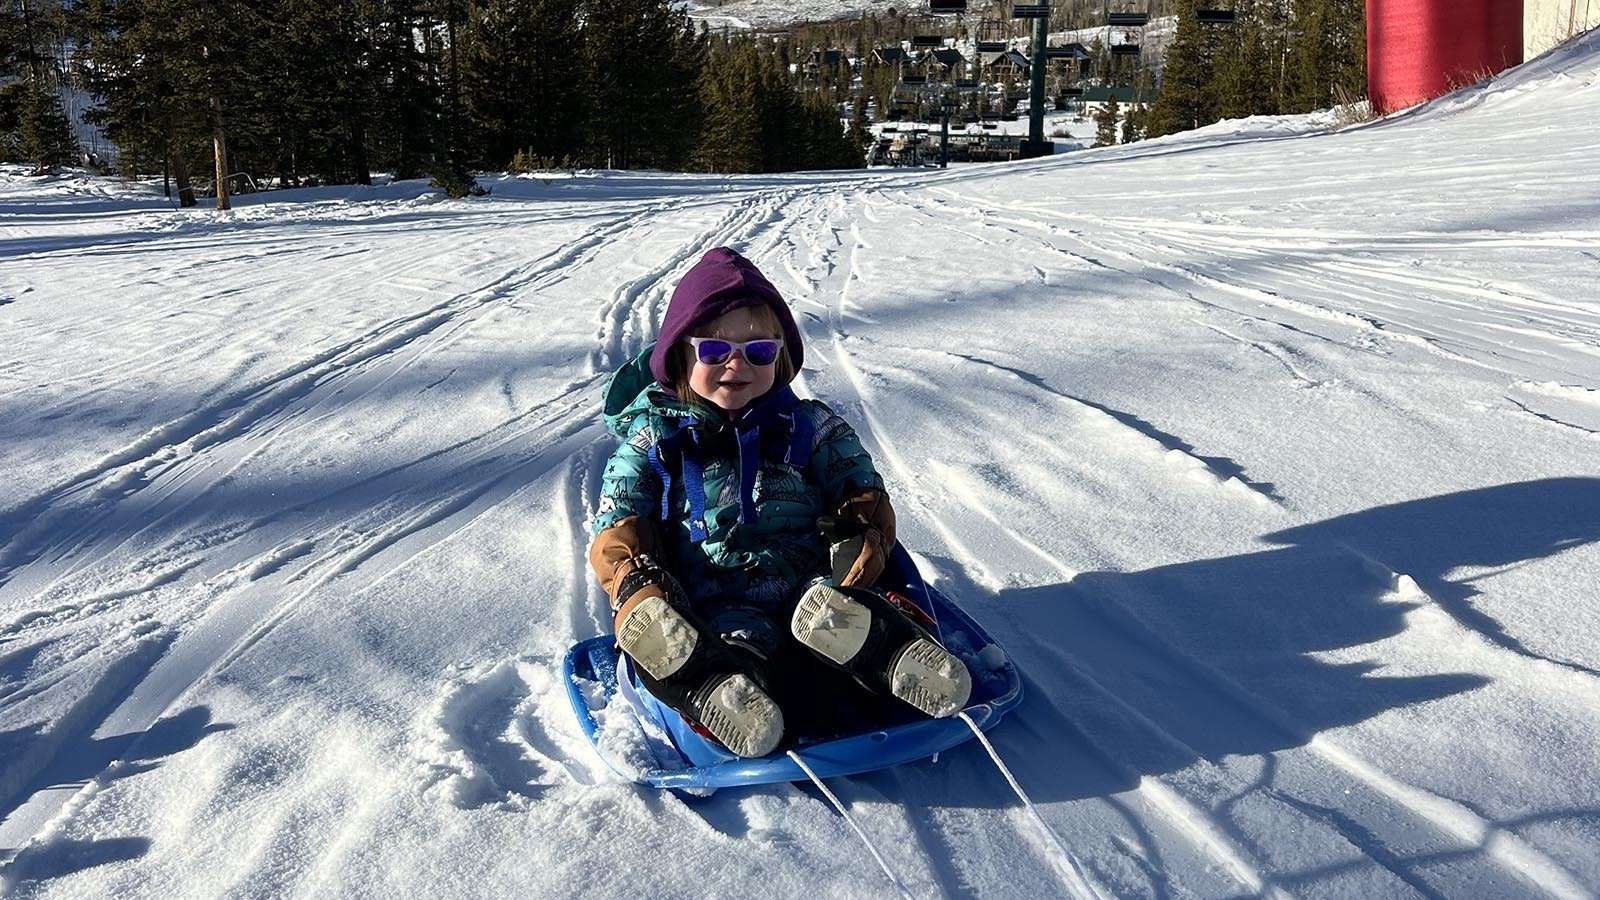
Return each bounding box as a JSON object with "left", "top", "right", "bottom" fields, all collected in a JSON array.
[
  {"left": 618, "top": 594, "right": 784, "bottom": 759},
  {"left": 790, "top": 583, "right": 972, "bottom": 718}
]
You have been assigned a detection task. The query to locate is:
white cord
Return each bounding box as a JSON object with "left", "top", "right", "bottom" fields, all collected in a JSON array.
[
  {"left": 787, "top": 751, "right": 916, "bottom": 900},
  {"left": 958, "top": 712, "right": 1105, "bottom": 900}
]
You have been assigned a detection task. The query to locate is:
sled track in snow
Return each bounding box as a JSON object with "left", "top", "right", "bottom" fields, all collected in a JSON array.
[
  {"left": 765, "top": 185, "right": 1595, "bottom": 899},
  {"left": 0, "top": 206, "right": 653, "bottom": 604},
  {"left": 0, "top": 208, "right": 682, "bottom": 863},
  {"left": 925, "top": 186, "right": 1600, "bottom": 384},
  {"left": 2, "top": 181, "right": 854, "bottom": 871}
]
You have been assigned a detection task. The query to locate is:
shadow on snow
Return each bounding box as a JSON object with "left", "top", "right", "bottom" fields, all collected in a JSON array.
[
  {"left": 1, "top": 706, "right": 232, "bottom": 882},
  {"left": 870, "top": 477, "right": 1599, "bottom": 813}
]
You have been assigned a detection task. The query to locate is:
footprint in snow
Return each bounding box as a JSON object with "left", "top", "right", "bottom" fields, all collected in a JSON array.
[{"left": 417, "top": 657, "right": 599, "bottom": 810}]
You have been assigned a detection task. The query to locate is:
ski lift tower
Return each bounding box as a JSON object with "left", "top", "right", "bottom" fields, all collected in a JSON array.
[
  {"left": 1012, "top": 2, "right": 1053, "bottom": 159},
  {"left": 927, "top": 0, "right": 966, "bottom": 167}
]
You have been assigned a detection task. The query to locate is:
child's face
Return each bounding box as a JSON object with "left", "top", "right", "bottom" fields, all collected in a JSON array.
[{"left": 686, "top": 307, "right": 780, "bottom": 412}]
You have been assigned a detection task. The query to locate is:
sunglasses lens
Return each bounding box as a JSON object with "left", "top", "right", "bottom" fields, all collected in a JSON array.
[
  {"left": 695, "top": 340, "right": 734, "bottom": 365},
  {"left": 744, "top": 341, "right": 781, "bottom": 366}
]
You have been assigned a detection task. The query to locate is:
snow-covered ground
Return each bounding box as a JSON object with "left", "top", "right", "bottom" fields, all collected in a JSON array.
[
  {"left": 2, "top": 27, "right": 1599, "bottom": 900},
  {"left": 682, "top": 0, "right": 902, "bottom": 31}
]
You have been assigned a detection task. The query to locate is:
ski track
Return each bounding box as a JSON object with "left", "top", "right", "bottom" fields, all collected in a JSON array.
[
  {"left": 1, "top": 180, "right": 852, "bottom": 868},
  {"left": 0, "top": 200, "right": 702, "bottom": 860},
  {"left": 923, "top": 188, "right": 1600, "bottom": 386},
  {"left": 1021, "top": 544, "right": 1595, "bottom": 900},
  {"left": 771, "top": 191, "right": 1171, "bottom": 899},
  {"left": 771, "top": 184, "right": 1597, "bottom": 898},
  {"left": 877, "top": 186, "right": 1590, "bottom": 443},
  {"left": 4, "top": 104, "right": 1598, "bottom": 895},
  {"left": 0, "top": 215, "right": 637, "bottom": 601}
]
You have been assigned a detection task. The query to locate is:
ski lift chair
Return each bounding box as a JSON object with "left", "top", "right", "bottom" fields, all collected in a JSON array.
[{"left": 1195, "top": 6, "right": 1236, "bottom": 24}]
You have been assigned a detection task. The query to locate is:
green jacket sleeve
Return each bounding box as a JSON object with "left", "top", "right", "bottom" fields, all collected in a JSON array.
[
  {"left": 803, "top": 401, "right": 886, "bottom": 510},
  {"left": 593, "top": 421, "right": 666, "bottom": 535}
]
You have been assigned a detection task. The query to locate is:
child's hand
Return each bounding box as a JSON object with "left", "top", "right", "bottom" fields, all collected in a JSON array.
[
  {"left": 590, "top": 517, "right": 669, "bottom": 619},
  {"left": 834, "top": 490, "right": 897, "bottom": 589}
]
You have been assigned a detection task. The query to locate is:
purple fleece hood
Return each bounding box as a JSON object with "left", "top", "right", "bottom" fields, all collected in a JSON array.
[{"left": 649, "top": 247, "right": 803, "bottom": 388}]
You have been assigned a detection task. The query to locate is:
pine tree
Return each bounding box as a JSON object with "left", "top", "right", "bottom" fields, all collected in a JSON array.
[
  {"left": 694, "top": 40, "right": 762, "bottom": 172},
  {"left": 1119, "top": 100, "right": 1143, "bottom": 144},
  {"left": 1212, "top": 0, "right": 1278, "bottom": 120},
  {"left": 1286, "top": 0, "right": 1363, "bottom": 112},
  {"left": 846, "top": 89, "right": 871, "bottom": 159},
  {"left": 1093, "top": 92, "right": 1119, "bottom": 147},
  {"left": 1285, "top": 0, "right": 1327, "bottom": 112},
  {"left": 1, "top": 6, "right": 25, "bottom": 161},
  {"left": 78, "top": 0, "right": 206, "bottom": 204},
  {"left": 1146, "top": 5, "right": 1213, "bottom": 137},
  {"left": 522, "top": 0, "right": 586, "bottom": 164},
  {"left": 694, "top": 36, "right": 862, "bottom": 174},
  {"left": 581, "top": 0, "right": 702, "bottom": 170},
  {"left": 0, "top": 5, "right": 20, "bottom": 77},
  {"left": 3, "top": 0, "right": 78, "bottom": 169},
  {"left": 434, "top": 0, "right": 476, "bottom": 189},
  {"left": 19, "top": 80, "right": 78, "bottom": 172},
  {"left": 269, "top": 0, "right": 383, "bottom": 186},
  {"left": 1324, "top": 0, "right": 1366, "bottom": 105},
  {"left": 367, "top": 0, "right": 443, "bottom": 180}
]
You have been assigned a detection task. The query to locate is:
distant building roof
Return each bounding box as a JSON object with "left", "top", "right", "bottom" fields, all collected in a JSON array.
[
  {"left": 986, "top": 49, "right": 1031, "bottom": 75},
  {"left": 874, "top": 47, "right": 909, "bottom": 64},
  {"left": 1079, "top": 85, "right": 1157, "bottom": 103},
  {"left": 1045, "top": 42, "right": 1091, "bottom": 60}
]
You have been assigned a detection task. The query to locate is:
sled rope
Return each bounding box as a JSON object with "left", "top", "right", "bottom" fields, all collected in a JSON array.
[
  {"left": 958, "top": 712, "right": 1105, "bottom": 900},
  {"left": 787, "top": 751, "right": 916, "bottom": 900}
]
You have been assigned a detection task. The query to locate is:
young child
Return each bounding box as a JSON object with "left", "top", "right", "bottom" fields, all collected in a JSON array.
[{"left": 588, "top": 247, "right": 971, "bottom": 758}]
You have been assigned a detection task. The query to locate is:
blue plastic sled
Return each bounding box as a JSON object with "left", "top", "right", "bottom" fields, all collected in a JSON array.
[{"left": 563, "top": 546, "right": 1023, "bottom": 790}]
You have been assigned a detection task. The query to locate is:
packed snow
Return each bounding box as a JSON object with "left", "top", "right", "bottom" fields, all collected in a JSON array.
[{"left": 2, "top": 28, "right": 1599, "bottom": 900}]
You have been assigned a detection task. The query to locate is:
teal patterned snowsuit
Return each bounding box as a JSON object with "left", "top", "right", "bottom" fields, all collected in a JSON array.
[{"left": 592, "top": 346, "right": 884, "bottom": 611}]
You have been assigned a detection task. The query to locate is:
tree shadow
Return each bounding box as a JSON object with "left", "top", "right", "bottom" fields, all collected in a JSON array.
[
  {"left": 0, "top": 706, "right": 232, "bottom": 888},
  {"left": 0, "top": 706, "right": 234, "bottom": 825},
  {"left": 869, "top": 478, "right": 1600, "bottom": 810},
  {"left": 2, "top": 837, "right": 151, "bottom": 884}
]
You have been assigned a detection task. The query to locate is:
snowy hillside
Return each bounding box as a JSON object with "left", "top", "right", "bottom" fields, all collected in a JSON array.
[
  {"left": 683, "top": 0, "right": 902, "bottom": 31},
  {"left": 2, "top": 26, "right": 1599, "bottom": 900}
]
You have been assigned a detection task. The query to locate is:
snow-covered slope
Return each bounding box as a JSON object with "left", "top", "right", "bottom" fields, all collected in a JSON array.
[
  {"left": 683, "top": 0, "right": 901, "bottom": 31},
  {"left": 1, "top": 28, "right": 1598, "bottom": 900}
]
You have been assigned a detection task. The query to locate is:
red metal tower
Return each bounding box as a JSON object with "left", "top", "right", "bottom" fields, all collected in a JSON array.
[{"left": 1367, "top": 0, "right": 1525, "bottom": 114}]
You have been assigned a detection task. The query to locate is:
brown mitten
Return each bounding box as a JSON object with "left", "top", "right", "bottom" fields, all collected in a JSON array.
[
  {"left": 589, "top": 516, "right": 667, "bottom": 632},
  {"left": 834, "top": 489, "right": 897, "bottom": 589}
]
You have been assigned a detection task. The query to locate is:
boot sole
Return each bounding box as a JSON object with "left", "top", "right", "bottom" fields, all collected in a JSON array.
[
  {"left": 697, "top": 674, "right": 784, "bottom": 758},
  {"left": 790, "top": 584, "right": 872, "bottom": 665},
  {"left": 616, "top": 595, "right": 699, "bottom": 681},
  {"left": 888, "top": 638, "right": 972, "bottom": 718}
]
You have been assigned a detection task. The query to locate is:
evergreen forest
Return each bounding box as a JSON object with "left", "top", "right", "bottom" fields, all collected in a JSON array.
[{"left": 0, "top": 0, "right": 1367, "bottom": 198}]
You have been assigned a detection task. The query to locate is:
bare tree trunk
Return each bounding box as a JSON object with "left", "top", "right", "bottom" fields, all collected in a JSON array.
[
  {"left": 351, "top": 118, "right": 371, "bottom": 185},
  {"left": 169, "top": 133, "right": 197, "bottom": 208},
  {"left": 19, "top": 0, "right": 42, "bottom": 81},
  {"left": 210, "top": 94, "right": 231, "bottom": 211}
]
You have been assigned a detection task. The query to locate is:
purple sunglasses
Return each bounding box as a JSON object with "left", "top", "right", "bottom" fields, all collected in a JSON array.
[{"left": 685, "top": 336, "right": 785, "bottom": 367}]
